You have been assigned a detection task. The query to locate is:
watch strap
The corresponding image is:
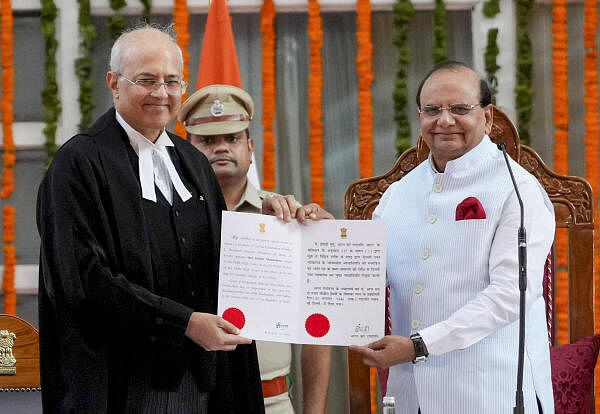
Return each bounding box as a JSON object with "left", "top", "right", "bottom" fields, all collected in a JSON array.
[{"left": 410, "top": 333, "right": 429, "bottom": 364}]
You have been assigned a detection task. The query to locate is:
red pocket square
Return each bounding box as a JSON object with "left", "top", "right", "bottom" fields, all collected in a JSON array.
[{"left": 456, "top": 197, "right": 486, "bottom": 220}]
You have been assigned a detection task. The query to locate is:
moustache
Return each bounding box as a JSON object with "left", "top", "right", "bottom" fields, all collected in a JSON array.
[{"left": 210, "top": 156, "right": 237, "bottom": 165}]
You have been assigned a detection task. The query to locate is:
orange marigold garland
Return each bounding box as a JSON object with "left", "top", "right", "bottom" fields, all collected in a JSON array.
[
  {"left": 307, "top": 0, "right": 324, "bottom": 207},
  {"left": 0, "top": 0, "right": 16, "bottom": 315},
  {"left": 357, "top": 0, "right": 373, "bottom": 179},
  {"left": 173, "top": 0, "right": 190, "bottom": 139},
  {"left": 582, "top": 0, "right": 599, "bottom": 407},
  {"left": 551, "top": 0, "right": 569, "bottom": 346},
  {"left": 358, "top": 1, "right": 375, "bottom": 406},
  {"left": 261, "top": 0, "right": 276, "bottom": 191},
  {"left": 2, "top": 208, "right": 16, "bottom": 315}
]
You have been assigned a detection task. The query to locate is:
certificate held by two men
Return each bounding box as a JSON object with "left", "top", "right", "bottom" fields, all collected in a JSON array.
[{"left": 217, "top": 211, "right": 386, "bottom": 346}]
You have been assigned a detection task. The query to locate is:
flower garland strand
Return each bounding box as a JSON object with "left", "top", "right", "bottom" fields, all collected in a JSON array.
[
  {"left": 514, "top": 0, "right": 534, "bottom": 145},
  {"left": 76, "top": 0, "right": 98, "bottom": 131},
  {"left": 260, "top": 0, "right": 276, "bottom": 191},
  {"left": 41, "top": 0, "right": 61, "bottom": 166},
  {"left": 356, "top": 0, "right": 373, "bottom": 179},
  {"left": 482, "top": 0, "right": 500, "bottom": 17},
  {"left": 484, "top": 29, "right": 500, "bottom": 104},
  {"left": 0, "top": 0, "right": 16, "bottom": 315},
  {"left": 109, "top": 0, "right": 127, "bottom": 41},
  {"left": 2, "top": 207, "right": 16, "bottom": 315},
  {"left": 432, "top": 0, "right": 448, "bottom": 63},
  {"left": 140, "top": 0, "right": 152, "bottom": 23},
  {"left": 582, "top": 0, "right": 599, "bottom": 407},
  {"left": 392, "top": 0, "right": 414, "bottom": 155},
  {"left": 173, "top": 0, "right": 190, "bottom": 139},
  {"left": 0, "top": 3, "right": 15, "bottom": 202},
  {"left": 307, "top": 0, "right": 324, "bottom": 207},
  {"left": 481, "top": 2, "right": 500, "bottom": 105},
  {"left": 551, "top": 0, "right": 569, "bottom": 346}
]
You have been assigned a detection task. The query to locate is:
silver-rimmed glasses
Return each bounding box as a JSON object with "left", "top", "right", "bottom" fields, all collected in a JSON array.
[
  {"left": 117, "top": 74, "right": 188, "bottom": 95},
  {"left": 418, "top": 103, "right": 482, "bottom": 117}
]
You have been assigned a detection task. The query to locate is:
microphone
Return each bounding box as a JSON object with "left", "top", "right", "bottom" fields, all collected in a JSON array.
[{"left": 496, "top": 141, "right": 527, "bottom": 414}]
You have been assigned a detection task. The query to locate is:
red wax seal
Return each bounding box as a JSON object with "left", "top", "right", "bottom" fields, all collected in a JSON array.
[
  {"left": 222, "top": 307, "right": 245, "bottom": 330},
  {"left": 305, "top": 313, "right": 330, "bottom": 338}
]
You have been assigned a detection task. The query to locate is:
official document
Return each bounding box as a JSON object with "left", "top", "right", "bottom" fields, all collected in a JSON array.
[{"left": 217, "top": 211, "right": 386, "bottom": 346}]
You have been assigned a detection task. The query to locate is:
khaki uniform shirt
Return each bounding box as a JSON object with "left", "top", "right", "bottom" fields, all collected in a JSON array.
[{"left": 233, "top": 182, "right": 295, "bottom": 414}]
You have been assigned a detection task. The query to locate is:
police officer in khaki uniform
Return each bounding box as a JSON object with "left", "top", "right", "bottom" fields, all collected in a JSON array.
[{"left": 178, "top": 85, "right": 333, "bottom": 414}]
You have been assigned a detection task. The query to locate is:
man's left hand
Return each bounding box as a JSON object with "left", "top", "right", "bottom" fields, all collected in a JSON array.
[
  {"left": 295, "top": 203, "right": 334, "bottom": 225},
  {"left": 349, "top": 335, "right": 415, "bottom": 368}
]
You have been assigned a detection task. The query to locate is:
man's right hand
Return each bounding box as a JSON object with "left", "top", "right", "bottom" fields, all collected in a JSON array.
[
  {"left": 349, "top": 335, "right": 415, "bottom": 368},
  {"left": 185, "top": 312, "right": 252, "bottom": 351},
  {"left": 262, "top": 194, "right": 299, "bottom": 222}
]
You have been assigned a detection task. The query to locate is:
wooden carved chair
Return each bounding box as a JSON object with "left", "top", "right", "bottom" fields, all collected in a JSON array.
[
  {"left": 0, "top": 314, "right": 40, "bottom": 392},
  {"left": 344, "top": 105, "right": 595, "bottom": 413}
]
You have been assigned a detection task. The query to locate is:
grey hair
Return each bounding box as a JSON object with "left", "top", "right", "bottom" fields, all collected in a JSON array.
[{"left": 109, "top": 23, "right": 184, "bottom": 74}]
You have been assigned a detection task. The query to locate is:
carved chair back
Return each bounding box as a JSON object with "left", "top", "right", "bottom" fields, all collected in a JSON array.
[
  {"left": 0, "top": 314, "right": 40, "bottom": 391},
  {"left": 343, "top": 105, "right": 594, "bottom": 413}
]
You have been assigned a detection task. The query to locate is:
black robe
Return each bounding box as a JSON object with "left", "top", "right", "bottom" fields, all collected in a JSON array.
[{"left": 36, "top": 108, "right": 264, "bottom": 413}]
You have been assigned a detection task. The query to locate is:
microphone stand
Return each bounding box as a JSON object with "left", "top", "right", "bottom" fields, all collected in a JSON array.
[{"left": 497, "top": 142, "right": 527, "bottom": 414}]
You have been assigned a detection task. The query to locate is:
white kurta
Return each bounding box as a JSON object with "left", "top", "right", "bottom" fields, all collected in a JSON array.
[{"left": 374, "top": 136, "right": 555, "bottom": 414}]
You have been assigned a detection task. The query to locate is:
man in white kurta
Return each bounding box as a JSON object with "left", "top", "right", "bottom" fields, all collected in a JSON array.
[{"left": 351, "top": 62, "right": 555, "bottom": 413}]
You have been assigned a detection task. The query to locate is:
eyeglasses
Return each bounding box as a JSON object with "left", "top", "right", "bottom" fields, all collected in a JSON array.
[
  {"left": 418, "top": 103, "right": 481, "bottom": 117},
  {"left": 118, "top": 74, "right": 188, "bottom": 95}
]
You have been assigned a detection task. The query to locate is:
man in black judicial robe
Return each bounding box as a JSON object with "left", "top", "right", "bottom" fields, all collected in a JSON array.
[{"left": 36, "top": 26, "right": 263, "bottom": 413}]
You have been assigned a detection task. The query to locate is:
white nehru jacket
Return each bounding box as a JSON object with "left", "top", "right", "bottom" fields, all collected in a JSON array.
[{"left": 374, "top": 136, "right": 555, "bottom": 414}]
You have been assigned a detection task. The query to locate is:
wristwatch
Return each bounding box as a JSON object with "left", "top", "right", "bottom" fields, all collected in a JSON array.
[{"left": 410, "top": 333, "right": 429, "bottom": 364}]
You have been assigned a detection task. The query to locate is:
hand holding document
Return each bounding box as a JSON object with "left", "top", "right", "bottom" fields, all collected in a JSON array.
[{"left": 217, "top": 211, "right": 386, "bottom": 346}]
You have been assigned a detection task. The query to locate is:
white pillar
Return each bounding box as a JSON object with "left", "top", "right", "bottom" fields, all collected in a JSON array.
[
  {"left": 471, "top": 0, "right": 516, "bottom": 121},
  {"left": 56, "top": 0, "right": 81, "bottom": 144}
]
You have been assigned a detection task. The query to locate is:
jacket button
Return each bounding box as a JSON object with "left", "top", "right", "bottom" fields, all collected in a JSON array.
[
  {"left": 433, "top": 183, "right": 442, "bottom": 193},
  {"left": 411, "top": 320, "right": 420, "bottom": 329},
  {"left": 421, "top": 250, "right": 430, "bottom": 260},
  {"left": 414, "top": 284, "right": 423, "bottom": 294}
]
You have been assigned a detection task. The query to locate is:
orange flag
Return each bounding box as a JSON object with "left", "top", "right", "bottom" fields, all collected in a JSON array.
[
  {"left": 196, "top": 0, "right": 261, "bottom": 189},
  {"left": 196, "top": 0, "right": 242, "bottom": 89}
]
